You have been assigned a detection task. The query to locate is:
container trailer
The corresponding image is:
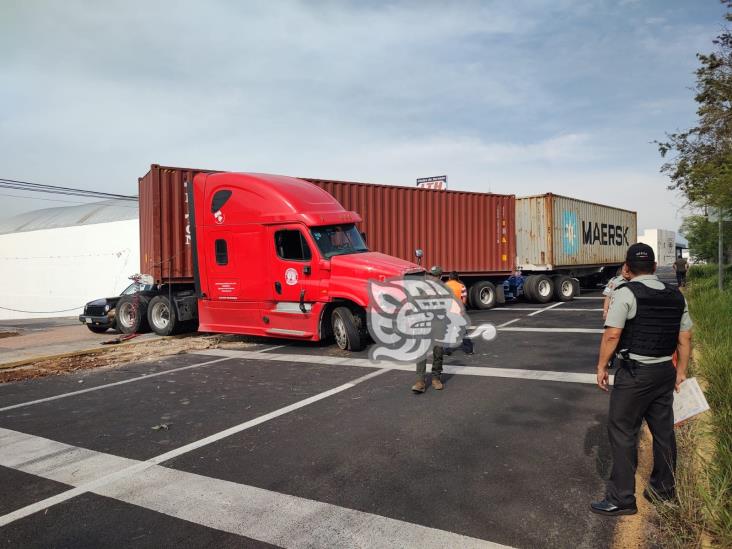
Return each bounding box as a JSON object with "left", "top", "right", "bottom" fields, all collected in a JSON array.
[
  {"left": 79, "top": 164, "right": 638, "bottom": 348},
  {"left": 306, "top": 180, "right": 637, "bottom": 306}
]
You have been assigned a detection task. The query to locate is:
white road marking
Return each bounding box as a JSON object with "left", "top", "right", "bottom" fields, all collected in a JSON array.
[
  {"left": 482, "top": 308, "right": 542, "bottom": 311},
  {"left": 255, "top": 344, "right": 287, "bottom": 353},
  {"left": 575, "top": 296, "right": 604, "bottom": 300},
  {"left": 540, "top": 308, "right": 603, "bottom": 312},
  {"left": 0, "top": 368, "right": 393, "bottom": 527},
  {"left": 194, "top": 349, "right": 601, "bottom": 384},
  {"left": 0, "top": 427, "right": 510, "bottom": 548},
  {"left": 0, "top": 356, "right": 233, "bottom": 413},
  {"left": 498, "top": 327, "right": 604, "bottom": 334},
  {"left": 497, "top": 318, "right": 521, "bottom": 328},
  {"left": 528, "top": 302, "right": 564, "bottom": 316}
]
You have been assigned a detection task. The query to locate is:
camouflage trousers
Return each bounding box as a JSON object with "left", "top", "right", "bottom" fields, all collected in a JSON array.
[{"left": 416, "top": 346, "right": 444, "bottom": 377}]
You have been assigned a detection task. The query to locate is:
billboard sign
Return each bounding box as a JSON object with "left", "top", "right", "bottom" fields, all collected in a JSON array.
[{"left": 416, "top": 175, "right": 447, "bottom": 190}]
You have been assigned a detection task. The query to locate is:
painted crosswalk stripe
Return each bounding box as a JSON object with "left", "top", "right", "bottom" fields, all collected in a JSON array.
[
  {"left": 497, "top": 327, "right": 604, "bottom": 334},
  {"left": 0, "top": 417, "right": 512, "bottom": 548},
  {"left": 194, "top": 349, "right": 602, "bottom": 385}
]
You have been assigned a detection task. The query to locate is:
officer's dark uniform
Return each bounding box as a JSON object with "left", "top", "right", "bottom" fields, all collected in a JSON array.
[{"left": 593, "top": 244, "right": 692, "bottom": 516}]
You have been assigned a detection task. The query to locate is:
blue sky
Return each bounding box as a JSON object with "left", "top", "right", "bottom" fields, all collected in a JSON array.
[{"left": 0, "top": 0, "right": 726, "bottom": 233}]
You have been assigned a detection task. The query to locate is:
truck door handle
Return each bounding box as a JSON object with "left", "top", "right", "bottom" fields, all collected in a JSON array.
[
  {"left": 303, "top": 265, "right": 311, "bottom": 275},
  {"left": 274, "top": 281, "right": 282, "bottom": 294}
]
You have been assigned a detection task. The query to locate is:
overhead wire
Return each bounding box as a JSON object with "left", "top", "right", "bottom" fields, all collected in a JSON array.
[{"left": 0, "top": 177, "right": 138, "bottom": 201}]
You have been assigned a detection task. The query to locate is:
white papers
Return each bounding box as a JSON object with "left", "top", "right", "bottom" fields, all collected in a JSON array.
[{"left": 673, "top": 377, "right": 710, "bottom": 424}]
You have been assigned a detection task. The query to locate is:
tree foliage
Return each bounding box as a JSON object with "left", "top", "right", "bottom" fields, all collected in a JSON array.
[
  {"left": 658, "top": 0, "right": 732, "bottom": 212},
  {"left": 680, "top": 215, "right": 732, "bottom": 262}
]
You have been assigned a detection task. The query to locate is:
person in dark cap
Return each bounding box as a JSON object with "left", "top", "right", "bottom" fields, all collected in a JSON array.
[{"left": 591, "top": 243, "right": 693, "bottom": 516}]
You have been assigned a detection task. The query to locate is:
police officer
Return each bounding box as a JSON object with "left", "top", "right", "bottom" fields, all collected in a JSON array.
[
  {"left": 412, "top": 265, "right": 445, "bottom": 393},
  {"left": 591, "top": 243, "right": 693, "bottom": 516}
]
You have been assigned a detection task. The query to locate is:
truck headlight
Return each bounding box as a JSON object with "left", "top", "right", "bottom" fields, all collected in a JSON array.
[{"left": 104, "top": 304, "right": 110, "bottom": 313}]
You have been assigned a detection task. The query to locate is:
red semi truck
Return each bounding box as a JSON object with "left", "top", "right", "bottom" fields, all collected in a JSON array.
[{"left": 122, "top": 166, "right": 422, "bottom": 351}]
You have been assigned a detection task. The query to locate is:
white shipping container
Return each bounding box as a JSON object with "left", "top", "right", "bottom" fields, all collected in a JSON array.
[
  {"left": 515, "top": 194, "right": 638, "bottom": 270},
  {"left": 638, "top": 228, "right": 676, "bottom": 267}
]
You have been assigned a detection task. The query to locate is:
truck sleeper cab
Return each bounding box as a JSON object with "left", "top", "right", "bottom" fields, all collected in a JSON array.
[{"left": 132, "top": 171, "right": 423, "bottom": 351}]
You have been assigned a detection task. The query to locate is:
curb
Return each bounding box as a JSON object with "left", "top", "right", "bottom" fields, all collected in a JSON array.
[{"left": 0, "top": 335, "right": 164, "bottom": 371}]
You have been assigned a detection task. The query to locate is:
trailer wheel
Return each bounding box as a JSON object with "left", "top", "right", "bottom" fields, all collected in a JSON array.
[
  {"left": 147, "top": 295, "right": 179, "bottom": 336},
  {"left": 522, "top": 276, "right": 536, "bottom": 302},
  {"left": 86, "top": 324, "right": 109, "bottom": 334},
  {"left": 533, "top": 275, "right": 554, "bottom": 303},
  {"left": 553, "top": 275, "right": 576, "bottom": 301},
  {"left": 469, "top": 281, "right": 497, "bottom": 310},
  {"left": 116, "top": 295, "right": 151, "bottom": 334},
  {"left": 331, "top": 306, "right": 365, "bottom": 352}
]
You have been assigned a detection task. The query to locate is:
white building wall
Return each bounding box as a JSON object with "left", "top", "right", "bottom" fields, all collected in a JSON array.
[
  {"left": 0, "top": 220, "right": 139, "bottom": 320},
  {"left": 638, "top": 228, "right": 676, "bottom": 267}
]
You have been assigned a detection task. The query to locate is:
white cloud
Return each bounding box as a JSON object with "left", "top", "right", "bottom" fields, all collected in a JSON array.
[{"left": 0, "top": 0, "right": 721, "bottom": 235}]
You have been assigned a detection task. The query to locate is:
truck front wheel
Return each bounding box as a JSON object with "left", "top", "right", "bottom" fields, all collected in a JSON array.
[
  {"left": 148, "top": 295, "right": 179, "bottom": 336},
  {"left": 116, "top": 295, "right": 151, "bottom": 334},
  {"left": 331, "top": 306, "right": 365, "bottom": 352},
  {"left": 469, "top": 281, "right": 497, "bottom": 310}
]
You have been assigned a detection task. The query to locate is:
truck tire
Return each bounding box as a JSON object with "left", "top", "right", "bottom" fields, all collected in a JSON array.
[
  {"left": 521, "top": 276, "right": 535, "bottom": 302},
  {"left": 331, "top": 306, "right": 365, "bottom": 352},
  {"left": 553, "top": 275, "right": 576, "bottom": 301},
  {"left": 533, "top": 275, "right": 554, "bottom": 303},
  {"left": 116, "top": 294, "right": 151, "bottom": 334},
  {"left": 86, "top": 324, "right": 109, "bottom": 334},
  {"left": 469, "top": 281, "right": 497, "bottom": 310},
  {"left": 147, "top": 295, "right": 179, "bottom": 336}
]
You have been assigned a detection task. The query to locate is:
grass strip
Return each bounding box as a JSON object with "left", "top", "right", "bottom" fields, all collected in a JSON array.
[{"left": 653, "top": 265, "right": 732, "bottom": 547}]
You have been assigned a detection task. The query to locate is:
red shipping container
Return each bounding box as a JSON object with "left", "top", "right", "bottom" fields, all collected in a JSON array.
[
  {"left": 303, "top": 178, "right": 515, "bottom": 276},
  {"left": 139, "top": 166, "right": 516, "bottom": 283}
]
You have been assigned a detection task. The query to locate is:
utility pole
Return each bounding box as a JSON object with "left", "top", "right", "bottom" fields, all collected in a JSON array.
[{"left": 720, "top": 209, "right": 725, "bottom": 291}]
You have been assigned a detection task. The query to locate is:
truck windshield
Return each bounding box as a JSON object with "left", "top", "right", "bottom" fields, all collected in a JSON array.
[{"left": 310, "top": 224, "right": 368, "bottom": 259}]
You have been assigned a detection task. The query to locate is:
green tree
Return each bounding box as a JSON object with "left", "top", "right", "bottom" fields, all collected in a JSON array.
[
  {"left": 658, "top": 1, "right": 732, "bottom": 214},
  {"left": 680, "top": 215, "right": 732, "bottom": 262}
]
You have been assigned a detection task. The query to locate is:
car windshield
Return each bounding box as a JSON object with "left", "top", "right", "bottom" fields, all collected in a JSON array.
[
  {"left": 121, "top": 283, "right": 153, "bottom": 295},
  {"left": 310, "top": 224, "right": 368, "bottom": 259}
]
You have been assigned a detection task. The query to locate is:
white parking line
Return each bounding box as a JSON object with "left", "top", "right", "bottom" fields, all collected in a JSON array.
[
  {"left": 528, "top": 302, "right": 564, "bottom": 316},
  {"left": 0, "top": 356, "right": 233, "bottom": 413},
  {"left": 0, "top": 427, "right": 510, "bottom": 548},
  {"left": 0, "top": 367, "right": 392, "bottom": 529},
  {"left": 498, "top": 327, "right": 604, "bottom": 334},
  {"left": 497, "top": 318, "right": 521, "bottom": 328},
  {"left": 255, "top": 344, "right": 287, "bottom": 353},
  {"left": 575, "top": 296, "right": 604, "bottom": 300},
  {"left": 194, "top": 349, "right": 601, "bottom": 384},
  {"left": 484, "top": 308, "right": 542, "bottom": 311},
  {"left": 542, "top": 308, "right": 603, "bottom": 312}
]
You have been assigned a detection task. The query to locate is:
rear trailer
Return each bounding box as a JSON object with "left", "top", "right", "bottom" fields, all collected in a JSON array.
[{"left": 513, "top": 194, "right": 638, "bottom": 302}]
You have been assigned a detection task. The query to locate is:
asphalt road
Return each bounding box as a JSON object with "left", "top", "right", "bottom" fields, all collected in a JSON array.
[{"left": 0, "top": 290, "right": 619, "bottom": 548}]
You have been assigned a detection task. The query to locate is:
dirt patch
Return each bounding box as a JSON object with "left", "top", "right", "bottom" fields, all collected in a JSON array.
[
  {"left": 0, "top": 333, "right": 256, "bottom": 383},
  {"left": 613, "top": 425, "right": 655, "bottom": 549},
  {"left": 0, "top": 331, "right": 19, "bottom": 339}
]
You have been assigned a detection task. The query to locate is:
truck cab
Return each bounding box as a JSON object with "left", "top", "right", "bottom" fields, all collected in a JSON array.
[{"left": 187, "top": 172, "right": 422, "bottom": 350}]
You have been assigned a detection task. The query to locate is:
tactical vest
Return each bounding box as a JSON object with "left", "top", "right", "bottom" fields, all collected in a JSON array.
[{"left": 616, "top": 281, "right": 685, "bottom": 357}]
